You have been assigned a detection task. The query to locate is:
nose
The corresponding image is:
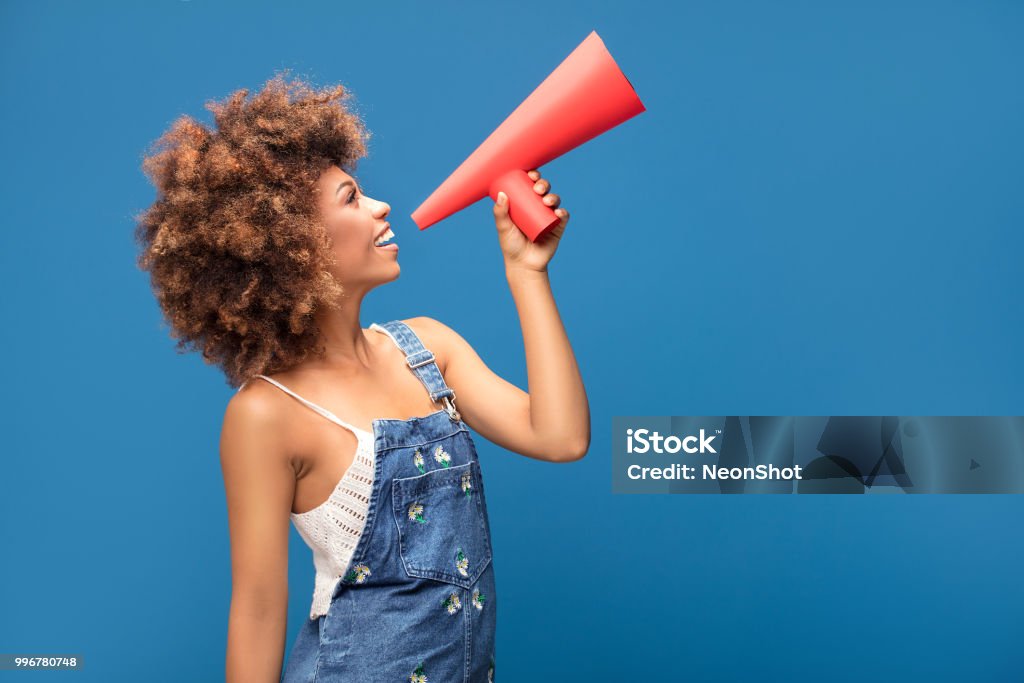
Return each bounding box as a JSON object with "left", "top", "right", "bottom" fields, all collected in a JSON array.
[{"left": 373, "top": 198, "right": 391, "bottom": 218}]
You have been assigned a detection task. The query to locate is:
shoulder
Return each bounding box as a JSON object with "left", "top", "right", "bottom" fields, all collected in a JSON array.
[
  {"left": 400, "top": 316, "right": 469, "bottom": 373},
  {"left": 225, "top": 377, "right": 287, "bottom": 427},
  {"left": 220, "top": 379, "right": 292, "bottom": 470}
]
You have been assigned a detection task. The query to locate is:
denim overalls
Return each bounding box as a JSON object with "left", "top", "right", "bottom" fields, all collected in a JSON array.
[{"left": 281, "top": 320, "right": 497, "bottom": 683}]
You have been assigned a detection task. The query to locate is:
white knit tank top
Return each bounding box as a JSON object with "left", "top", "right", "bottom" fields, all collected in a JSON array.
[{"left": 241, "top": 374, "right": 376, "bottom": 621}]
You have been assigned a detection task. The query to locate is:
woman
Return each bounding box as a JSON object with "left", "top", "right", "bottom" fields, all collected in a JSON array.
[{"left": 135, "top": 73, "right": 590, "bottom": 682}]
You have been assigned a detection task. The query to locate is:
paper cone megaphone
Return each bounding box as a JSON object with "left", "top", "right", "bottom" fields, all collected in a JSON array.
[{"left": 411, "top": 30, "right": 646, "bottom": 242}]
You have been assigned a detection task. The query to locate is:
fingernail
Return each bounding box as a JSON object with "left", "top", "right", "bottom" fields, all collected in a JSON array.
[{"left": 498, "top": 192, "right": 507, "bottom": 205}]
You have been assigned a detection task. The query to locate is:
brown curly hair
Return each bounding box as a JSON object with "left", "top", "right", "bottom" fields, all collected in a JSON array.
[{"left": 133, "top": 71, "right": 372, "bottom": 389}]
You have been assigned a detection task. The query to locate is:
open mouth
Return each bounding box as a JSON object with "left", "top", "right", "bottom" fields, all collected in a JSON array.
[{"left": 374, "top": 227, "right": 396, "bottom": 247}]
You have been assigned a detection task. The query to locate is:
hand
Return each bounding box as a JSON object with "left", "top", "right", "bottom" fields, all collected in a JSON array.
[{"left": 492, "top": 169, "right": 570, "bottom": 273}]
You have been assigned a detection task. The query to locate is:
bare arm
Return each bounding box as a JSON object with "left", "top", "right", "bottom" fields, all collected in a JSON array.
[
  {"left": 506, "top": 266, "right": 590, "bottom": 457},
  {"left": 411, "top": 170, "right": 590, "bottom": 463},
  {"left": 219, "top": 389, "right": 295, "bottom": 682}
]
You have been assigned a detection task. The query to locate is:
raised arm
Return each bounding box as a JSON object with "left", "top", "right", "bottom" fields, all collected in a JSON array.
[
  {"left": 411, "top": 170, "right": 590, "bottom": 463},
  {"left": 219, "top": 388, "right": 295, "bottom": 682}
]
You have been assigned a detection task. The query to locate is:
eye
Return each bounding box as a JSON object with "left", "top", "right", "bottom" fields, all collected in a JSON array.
[{"left": 346, "top": 189, "right": 358, "bottom": 205}]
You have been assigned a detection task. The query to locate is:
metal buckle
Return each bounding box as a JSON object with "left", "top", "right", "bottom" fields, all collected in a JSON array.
[
  {"left": 407, "top": 351, "right": 435, "bottom": 370},
  {"left": 440, "top": 394, "right": 461, "bottom": 422}
]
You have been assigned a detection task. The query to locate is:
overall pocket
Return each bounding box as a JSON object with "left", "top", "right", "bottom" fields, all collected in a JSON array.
[{"left": 392, "top": 460, "right": 492, "bottom": 588}]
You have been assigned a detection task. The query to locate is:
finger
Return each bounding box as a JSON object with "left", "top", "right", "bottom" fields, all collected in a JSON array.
[
  {"left": 544, "top": 209, "right": 569, "bottom": 241},
  {"left": 492, "top": 192, "right": 513, "bottom": 230},
  {"left": 533, "top": 178, "right": 550, "bottom": 195},
  {"left": 527, "top": 169, "right": 540, "bottom": 181},
  {"left": 542, "top": 192, "right": 560, "bottom": 208}
]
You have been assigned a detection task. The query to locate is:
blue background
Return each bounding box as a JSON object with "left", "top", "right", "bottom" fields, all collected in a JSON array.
[{"left": 1, "top": 0, "right": 1021, "bottom": 680}]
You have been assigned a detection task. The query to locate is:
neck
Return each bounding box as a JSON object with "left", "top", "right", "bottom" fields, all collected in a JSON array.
[{"left": 310, "top": 289, "right": 376, "bottom": 371}]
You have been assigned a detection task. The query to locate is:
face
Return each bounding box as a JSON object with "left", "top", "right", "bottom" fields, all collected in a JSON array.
[{"left": 314, "top": 165, "right": 398, "bottom": 292}]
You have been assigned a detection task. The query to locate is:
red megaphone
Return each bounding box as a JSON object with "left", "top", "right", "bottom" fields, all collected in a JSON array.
[{"left": 411, "top": 30, "right": 646, "bottom": 242}]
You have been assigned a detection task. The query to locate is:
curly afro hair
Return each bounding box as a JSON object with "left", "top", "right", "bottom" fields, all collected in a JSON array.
[{"left": 134, "top": 71, "right": 371, "bottom": 389}]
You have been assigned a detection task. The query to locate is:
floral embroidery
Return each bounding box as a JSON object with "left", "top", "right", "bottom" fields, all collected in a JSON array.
[
  {"left": 442, "top": 591, "right": 462, "bottom": 614},
  {"left": 342, "top": 563, "right": 371, "bottom": 584},
  {"left": 407, "top": 502, "right": 427, "bottom": 524},
  {"left": 433, "top": 445, "right": 451, "bottom": 468},
  {"left": 413, "top": 449, "right": 425, "bottom": 474},
  {"left": 460, "top": 472, "right": 472, "bottom": 498},
  {"left": 472, "top": 588, "right": 486, "bottom": 610},
  {"left": 409, "top": 662, "right": 427, "bottom": 683},
  {"left": 454, "top": 547, "right": 469, "bottom": 577}
]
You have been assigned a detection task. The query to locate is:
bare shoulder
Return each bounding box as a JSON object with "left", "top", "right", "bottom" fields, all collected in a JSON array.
[
  {"left": 219, "top": 382, "right": 295, "bottom": 623},
  {"left": 223, "top": 380, "right": 285, "bottom": 432},
  {"left": 220, "top": 380, "right": 292, "bottom": 474}
]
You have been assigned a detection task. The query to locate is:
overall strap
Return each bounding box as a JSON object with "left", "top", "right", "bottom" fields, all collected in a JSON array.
[{"left": 369, "top": 320, "right": 461, "bottom": 422}]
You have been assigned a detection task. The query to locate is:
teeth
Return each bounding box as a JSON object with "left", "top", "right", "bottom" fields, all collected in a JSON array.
[{"left": 374, "top": 227, "right": 395, "bottom": 246}]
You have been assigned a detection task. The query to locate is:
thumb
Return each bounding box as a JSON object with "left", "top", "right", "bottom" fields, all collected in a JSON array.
[{"left": 492, "top": 192, "right": 513, "bottom": 230}]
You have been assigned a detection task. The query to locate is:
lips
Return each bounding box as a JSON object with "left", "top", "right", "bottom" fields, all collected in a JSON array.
[{"left": 373, "top": 223, "right": 391, "bottom": 243}]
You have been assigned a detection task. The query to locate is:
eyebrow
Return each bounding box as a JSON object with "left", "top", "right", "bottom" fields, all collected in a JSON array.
[{"left": 335, "top": 179, "right": 357, "bottom": 198}]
